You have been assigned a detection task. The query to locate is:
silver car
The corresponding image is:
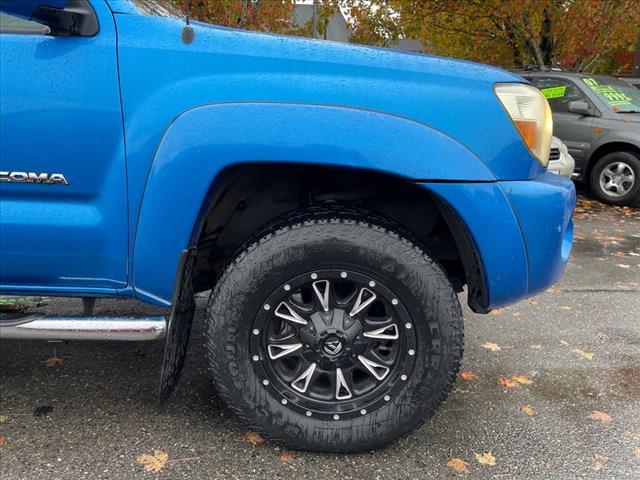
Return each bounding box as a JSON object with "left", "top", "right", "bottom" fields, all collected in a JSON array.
[
  {"left": 517, "top": 70, "right": 640, "bottom": 206},
  {"left": 548, "top": 137, "right": 575, "bottom": 179}
]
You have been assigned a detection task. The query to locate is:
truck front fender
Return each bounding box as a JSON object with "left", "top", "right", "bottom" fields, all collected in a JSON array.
[{"left": 132, "top": 102, "right": 495, "bottom": 305}]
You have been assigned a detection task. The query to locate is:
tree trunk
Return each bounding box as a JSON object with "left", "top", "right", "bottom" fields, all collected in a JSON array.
[
  {"left": 539, "top": 6, "right": 555, "bottom": 66},
  {"left": 634, "top": 32, "right": 640, "bottom": 76}
]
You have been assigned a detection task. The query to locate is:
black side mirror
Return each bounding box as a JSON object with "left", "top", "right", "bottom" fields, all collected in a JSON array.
[
  {"left": 32, "top": 0, "right": 98, "bottom": 37},
  {"left": 567, "top": 101, "right": 591, "bottom": 116}
]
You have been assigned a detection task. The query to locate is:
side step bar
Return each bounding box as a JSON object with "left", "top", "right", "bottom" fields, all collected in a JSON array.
[{"left": 0, "top": 315, "right": 167, "bottom": 341}]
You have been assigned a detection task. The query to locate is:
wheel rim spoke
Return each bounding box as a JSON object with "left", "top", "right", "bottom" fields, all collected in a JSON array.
[
  {"left": 363, "top": 323, "right": 399, "bottom": 340},
  {"left": 358, "top": 354, "right": 390, "bottom": 380},
  {"left": 312, "top": 280, "right": 330, "bottom": 312},
  {"left": 267, "top": 343, "right": 302, "bottom": 359},
  {"left": 349, "top": 287, "right": 376, "bottom": 316},
  {"left": 274, "top": 301, "right": 307, "bottom": 325},
  {"left": 335, "top": 367, "right": 353, "bottom": 400},
  {"left": 291, "top": 362, "right": 316, "bottom": 393}
]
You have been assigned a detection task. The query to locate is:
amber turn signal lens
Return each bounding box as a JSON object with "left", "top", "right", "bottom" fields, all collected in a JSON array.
[{"left": 495, "top": 83, "right": 553, "bottom": 167}]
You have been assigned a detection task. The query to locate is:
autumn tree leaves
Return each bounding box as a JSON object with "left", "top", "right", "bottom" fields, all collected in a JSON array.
[{"left": 179, "top": 0, "right": 640, "bottom": 74}]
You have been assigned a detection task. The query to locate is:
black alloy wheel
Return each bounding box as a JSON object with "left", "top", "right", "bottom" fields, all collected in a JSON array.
[
  {"left": 250, "top": 269, "right": 417, "bottom": 420},
  {"left": 204, "top": 212, "right": 464, "bottom": 452}
]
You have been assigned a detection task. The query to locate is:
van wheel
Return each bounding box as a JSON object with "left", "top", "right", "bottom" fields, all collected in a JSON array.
[
  {"left": 204, "top": 212, "right": 464, "bottom": 452},
  {"left": 590, "top": 152, "right": 640, "bottom": 206}
]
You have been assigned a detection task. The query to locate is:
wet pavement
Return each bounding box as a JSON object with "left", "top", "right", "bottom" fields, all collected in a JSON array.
[{"left": 1, "top": 188, "right": 639, "bottom": 479}]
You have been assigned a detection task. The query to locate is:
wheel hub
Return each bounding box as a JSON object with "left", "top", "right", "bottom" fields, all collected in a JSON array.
[
  {"left": 249, "top": 269, "right": 417, "bottom": 420},
  {"left": 321, "top": 336, "right": 343, "bottom": 356},
  {"left": 600, "top": 161, "right": 635, "bottom": 197}
]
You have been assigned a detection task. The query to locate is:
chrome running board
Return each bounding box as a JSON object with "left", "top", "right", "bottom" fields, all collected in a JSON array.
[{"left": 0, "top": 315, "right": 167, "bottom": 341}]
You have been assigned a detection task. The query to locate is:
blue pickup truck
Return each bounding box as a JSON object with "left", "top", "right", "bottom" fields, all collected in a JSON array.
[{"left": 0, "top": 0, "right": 575, "bottom": 452}]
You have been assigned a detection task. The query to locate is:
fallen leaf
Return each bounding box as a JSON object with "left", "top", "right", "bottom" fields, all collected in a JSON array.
[
  {"left": 528, "top": 300, "right": 538, "bottom": 305},
  {"left": 0, "top": 415, "right": 7, "bottom": 423},
  {"left": 481, "top": 342, "right": 502, "bottom": 352},
  {"left": 634, "top": 447, "right": 640, "bottom": 458},
  {"left": 511, "top": 374, "right": 533, "bottom": 385},
  {"left": 474, "top": 452, "right": 496, "bottom": 466},
  {"left": 280, "top": 452, "right": 294, "bottom": 462},
  {"left": 137, "top": 450, "right": 168, "bottom": 473},
  {"left": 561, "top": 305, "right": 572, "bottom": 311},
  {"left": 511, "top": 311, "right": 521, "bottom": 317},
  {"left": 0, "top": 436, "right": 4, "bottom": 446},
  {"left": 459, "top": 371, "right": 477, "bottom": 381},
  {"left": 245, "top": 431, "right": 264, "bottom": 446},
  {"left": 589, "top": 411, "right": 612, "bottom": 424},
  {"left": 559, "top": 340, "right": 569, "bottom": 346},
  {"left": 592, "top": 453, "right": 608, "bottom": 471},
  {"left": 42, "top": 356, "right": 64, "bottom": 368},
  {"left": 530, "top": 345, "right": 542, "bottom": 349},
  {"left": 546, "top": 287, "right": 557, "bottom": 293},
  {"left": 520, "top": 406, "right": 535, "bottom": 416},
  {"left": 490, "top": 309, "right": 503, "bottom": 316},
  {"left": 448, "top": 457, "right": 470, "bottom": 474},
  {"left": 624, "top": 429, "right": 640, "bottom": 440},
  {"left": 571, "top": 348, "right": 594, "bottom": 360},
  {"left": 42, "top": 348, "right": 63, "bottom": 368},
  {"left": 499, "top": 378, "right": 518, "bottom": 389}
]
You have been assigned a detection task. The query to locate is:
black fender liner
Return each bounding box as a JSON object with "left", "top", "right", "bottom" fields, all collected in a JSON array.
[{"left": 158, "top": 247, "right": 197, "bottom": 402}]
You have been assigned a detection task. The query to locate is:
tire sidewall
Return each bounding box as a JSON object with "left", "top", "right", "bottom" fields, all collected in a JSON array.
[
  {"left": 590, "top": 152, "right": 640, "bottom": 205},
  {"left": 205, "top": 218, "right": 463, "bottom": 452}
]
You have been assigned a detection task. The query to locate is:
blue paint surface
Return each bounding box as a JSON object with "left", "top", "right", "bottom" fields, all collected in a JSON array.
[{"left": 0, "top": 0, "right": 574, "bottom": 311}]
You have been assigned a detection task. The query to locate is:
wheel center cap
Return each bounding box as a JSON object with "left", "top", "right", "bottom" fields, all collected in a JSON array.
[{"left": 322, "top": 336, "right": 343, "bottom": 356}]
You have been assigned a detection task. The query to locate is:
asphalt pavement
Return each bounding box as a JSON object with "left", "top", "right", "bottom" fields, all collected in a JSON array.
[{"left": 1, "top": 188, "right": 639, "bottom": 479}]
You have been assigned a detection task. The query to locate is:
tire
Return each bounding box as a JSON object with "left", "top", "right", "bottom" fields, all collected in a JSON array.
[
  {"left": 589, "top": 151, "right": 640, "bottom": 206},
  {"left": 204, "top": 211, "right": 464, "bottom": 452}
]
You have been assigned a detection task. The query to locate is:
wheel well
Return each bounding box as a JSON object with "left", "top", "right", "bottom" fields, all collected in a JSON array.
[
  {"left": 191, "top": 164, "right": 488, "bottom": 313},
  {"left": 586, "top": 142, "right": 640, "bottom": 179}
]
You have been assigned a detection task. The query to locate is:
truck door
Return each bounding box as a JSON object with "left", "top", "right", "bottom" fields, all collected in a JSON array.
[{"left": 0, "top": 2, "right": 128, "bottom": 293}]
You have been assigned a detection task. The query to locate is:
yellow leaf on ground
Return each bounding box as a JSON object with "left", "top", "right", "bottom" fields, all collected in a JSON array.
[
  {"left": 0, "top": 415, "right": 8, "bottom": 423},
  {"left": 481, "top": 342, "right": 502, "bottom": 352},
  {"left": 589, "top": 411, "right": 613, "bottom": 424},
  {"left": 474, "top": 452, "right": 496, "bottom": 466},
  {"left": 530, "top": 345, "right": 542, "bottom": 349},
  {"left": 592, "top": 453, "right": 608, "bottom": 471},
  {"left": 245, "top": 431, "right": 264, "bottom": 446},
  {"left": 571, "top": 348, "right": 594, "bottom": 360},
  {"left": 528, "top": 300, "right": 538, "bottom": 305},
  {"left": 137, "top": 450, "right": 168, "bottom": 473},
  {"left": 520, "top": 406, "right": 535, "bottom": 416},
  {"left": 561, "top": 305, "right": 572, "bottom": 311},
  {"left": 280, "top": 452, "right": 294, "bottom": 462},
  {"left": 499, "top": 378, "right": 518, "bottom": 389},
  {"left": 490, "top": 309, "right": 503, "bottom": 316},
  {"left": 459, "top": 371, "right": 477, "bottom": 381},
  {"left": 448, "top": 457, "right": 469, "bottom": 474},
  {"left": 511, "top": 374, "right": 533, "bottom": 385}
]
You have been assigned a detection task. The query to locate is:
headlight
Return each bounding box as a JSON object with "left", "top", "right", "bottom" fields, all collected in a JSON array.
[{"left": 495, "top": 83, "right": 553, "bottom": 167}]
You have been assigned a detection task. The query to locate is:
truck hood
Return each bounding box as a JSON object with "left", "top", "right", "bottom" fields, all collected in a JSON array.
[{"left": 113, "top": 10, "right": 541, "bottom": 180}]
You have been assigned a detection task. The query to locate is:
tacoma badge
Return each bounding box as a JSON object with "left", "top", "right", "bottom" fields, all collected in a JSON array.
[{"left": 0, "top": 171, "right": 69, "bottom": 185}]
